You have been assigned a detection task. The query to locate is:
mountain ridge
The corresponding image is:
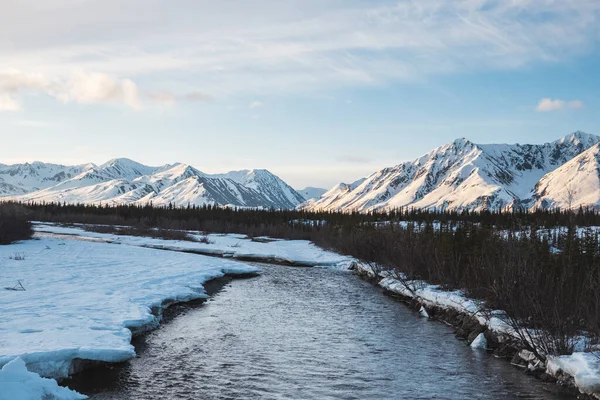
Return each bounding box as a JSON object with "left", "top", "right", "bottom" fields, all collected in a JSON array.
[
  {"left": 0, "top": 159, "right": 305, "bottom": 209},
  {"left": 302, "top": 131, "right": 600, "bottom": 212}
]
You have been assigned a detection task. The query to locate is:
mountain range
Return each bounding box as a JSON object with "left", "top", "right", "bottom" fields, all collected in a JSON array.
[
  {"left": 0, "top": 159, "right": 306, "bottom": 209},
  {"left": 302, "top": 131, "right": 600, "bottom": 212},
  {"left": 3, "top": 131, "right": 600, "bottom": 212}
]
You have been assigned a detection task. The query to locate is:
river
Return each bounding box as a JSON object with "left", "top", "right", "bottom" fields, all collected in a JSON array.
[{"left": 69, "top": 263, "right": 572, "bottom": 399}]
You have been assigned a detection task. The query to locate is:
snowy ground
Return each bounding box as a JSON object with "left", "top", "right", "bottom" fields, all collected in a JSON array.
[
  {"left": 357, "top": 264, "right": 600, "bottom": 398},
  {"left": 5, "top": 222, "right": 598, "bottom": 398},
  {"left": 0, "top": 223, "right": 354, "bottom": 399},
  {"left": 0, "top": 231, "right": 262, "bottom": 399},
  {"left": 33, "top": 222, "right": 354, "bottom": 269},
  {"left": 1, "top": 358, "right": 86, "bottom": 400}
]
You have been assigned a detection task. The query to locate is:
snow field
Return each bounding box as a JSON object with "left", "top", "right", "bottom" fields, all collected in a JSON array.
[
  {"left": 1, "top": 222, "right": 354, "bottom": 398},
  {"left": 0, "top": 234, "right": 259, "bottom": 383},
  {"left": 33, "top": 222, "right": 355, "bottom": 269}
]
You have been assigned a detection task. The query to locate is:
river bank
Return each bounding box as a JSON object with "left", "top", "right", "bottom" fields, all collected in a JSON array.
[
  {"left": 66, "top": 262, "right": 571, "bottom": 399},
  {"left": 0, "top": 223, "right": 353, "bottom": 399},
  {"left": 0, "top": 234, "right": 261, "bottom": 399},
  {"left": 2, "top": 222, "right": 596, "bottom": 399},
  {"left": 352, "top": 262, "right": 600, "bottom": 399}
]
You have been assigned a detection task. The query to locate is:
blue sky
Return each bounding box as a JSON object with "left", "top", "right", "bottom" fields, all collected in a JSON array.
[{"left": 0, "top": 0, "right": 599, "bottom": 188}]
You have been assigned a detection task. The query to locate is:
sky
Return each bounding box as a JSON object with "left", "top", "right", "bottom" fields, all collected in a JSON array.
[{"left": 0, "top": 0, "right": 599, "bottom": 189}]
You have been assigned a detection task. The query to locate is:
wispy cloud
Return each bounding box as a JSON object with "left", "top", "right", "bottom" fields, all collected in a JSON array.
[
  {"left": 536, "top": 98, "right": 584, "bottom": 112},
  {"left": 0, "top": 69, "right": 142, "bottom": 110},
  {"left": 337, "top": 155, "right": 372, "bottom": 164},
  {"left": 0, "top": 93, "right": 21, "bottom": 111},
  {"left": 145, "top": 90, "right": 213, "bottom": 106},
  {"left": 0, "top": 69, "right": 215, "bottom": 111},
  {"left": 1, "top": 1, "right": 599, "bottom": 108},
  {"left": 61, "top": 71, "right": 141, "bottom": 109},
  {"left": 145, "top": 91, "right": 176, "bottom": 106},
  {"left": 180, "top": 91, "right": 213, "bottom": 102},
  {"left": 249, "top": 101, "right": 264, "bottom": 109}
]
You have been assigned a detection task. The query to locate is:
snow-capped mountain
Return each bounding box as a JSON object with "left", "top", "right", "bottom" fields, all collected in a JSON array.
[
  {"left": 214, "top": 169, "right": 306, "bottom": 207},
  {"left": 532, "top": 143, "right": 600, "bottom": 210},
  {"left": 302, "top": 132, "right": 600, "bottom": 212},
  {"left": 0, "top": 162, "right": 93, "bottom": 196},
  {"left": 1, "top": 159, "right": 304, "bottom": 209},
  {"left": 297, "top": 187, "right": 328, "bottom": 201}
]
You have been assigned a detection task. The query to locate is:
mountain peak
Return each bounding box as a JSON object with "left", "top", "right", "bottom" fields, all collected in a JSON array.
[
  {"left": 305, "top": 131, "right": 600, "bottom": 212},
  {"left": 98, "top": 158, "right": 157, "bottom": 179},
  {"left": 100, "top": 158, "right": 146, "bottom": 169},
  {"left": 453, "top": 137, "right": 472, "bottom": 145},
  {"left": 555, "top": 131, "right": 600, "bottom": 146},
  {"left": 2, "top": 161, "right": 305, "bottom": 209},
  {"left": 448, "top": 137, "right": 478, "bottom": 152}
]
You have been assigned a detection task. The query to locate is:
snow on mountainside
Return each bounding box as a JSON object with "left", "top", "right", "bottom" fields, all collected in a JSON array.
[
  {"left": 98, "top": 158, "right": 159, "bottom": 180},
  {"left": 532, "top": 143, "right": 600, "bottom": 210},
  {"left": 303, "top": 132, "right": 600, "bottom": 212},
  {"left": 0, "top": 162, "right": 93, "bottom": 196},
  {"left": 297, "top": 187, "right": 327, "bottom": 201},
  {"left": 1, "top": 159, "right": 305, "bottom": 209},
  {"left": 215, "top": 169, "right": 306, "bottom": 208}
]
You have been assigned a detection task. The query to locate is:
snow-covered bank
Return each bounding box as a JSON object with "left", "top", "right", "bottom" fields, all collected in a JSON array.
[
  {"left": 354, "top": 263, "right": 600, "bottom": 398},
  {"left": 33, "top": 222, "right": 354, "bottom": 269},
  {"left": 0, "top": 233, "right": 259, "bottom": 391},
  {"left": 0, "top": 358, "right": 86, "bottom": 400}
]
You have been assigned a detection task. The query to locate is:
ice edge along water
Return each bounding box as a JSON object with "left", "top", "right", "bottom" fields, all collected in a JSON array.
[
  {"left": 354, "top": 263, "right": 600, "bottom": 398},
  {"left": 0, "top": 224, "right": 354, "bottom": 400}
]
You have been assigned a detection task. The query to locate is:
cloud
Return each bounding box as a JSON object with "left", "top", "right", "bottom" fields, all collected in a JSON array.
[
  {"left": 536, "top": 98, "right": 584, "bottom": 112},
  {"left": 60, "top": 71, "right": 141, "bottom": 109},
  {"left": 0, "top": 94, "right": 21, "bottom": 111},
  {"left": 0, "top": 69, "right": 215, "bottom": 111},
  {"left": 0, "top": 69, "right": 143, "bottom": 111},
  {"left": 0, "top": 1, "right": 598, "bottom": 97},
  {"left": 180, "top": 91, "right": 213, "bottom": 102},
  {"left": 145, "top": 91, "right": 176, "bottom": 106},
  {"left": 0, "top": 70, "right": 52, "bottom": 94},
  {"left": 146, "top": 90, "right": 213, "bottom": 106},
  {"left": 249, "top": 101, "right": 264, "bottom": 109},
  {"left": 336, "top": 155, "right": 372, "bottom": 164}
]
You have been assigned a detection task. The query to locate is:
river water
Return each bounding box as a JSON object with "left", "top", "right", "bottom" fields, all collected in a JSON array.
[{"left": 72, "top": 264, "right": 572, "bottom": 399}]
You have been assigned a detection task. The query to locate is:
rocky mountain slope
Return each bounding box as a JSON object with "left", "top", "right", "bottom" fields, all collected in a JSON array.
[
  {"left": 1, "top": 159, "right": 304, "bottom": 209},
  {"left": 532, "top": 143, "right": 600, "bottom": 210},
  {"left": 302, "top": 132, "right": 600, "bottom": 212},
  {"left": 297, "top": 187, "right": 327, "bottom": 201}
]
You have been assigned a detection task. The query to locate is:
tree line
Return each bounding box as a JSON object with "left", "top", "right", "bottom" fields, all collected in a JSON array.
[
  {"left": 15, "top": 200, "right": 600, "bottom": 232},
  {"left": 2, "top": 201, "right": 600, "bottom": 357}
]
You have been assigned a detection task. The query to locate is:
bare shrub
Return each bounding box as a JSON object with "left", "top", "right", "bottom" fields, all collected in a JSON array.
[{"left": 197, "top": 235, "right": 214, "bottom": 244}]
